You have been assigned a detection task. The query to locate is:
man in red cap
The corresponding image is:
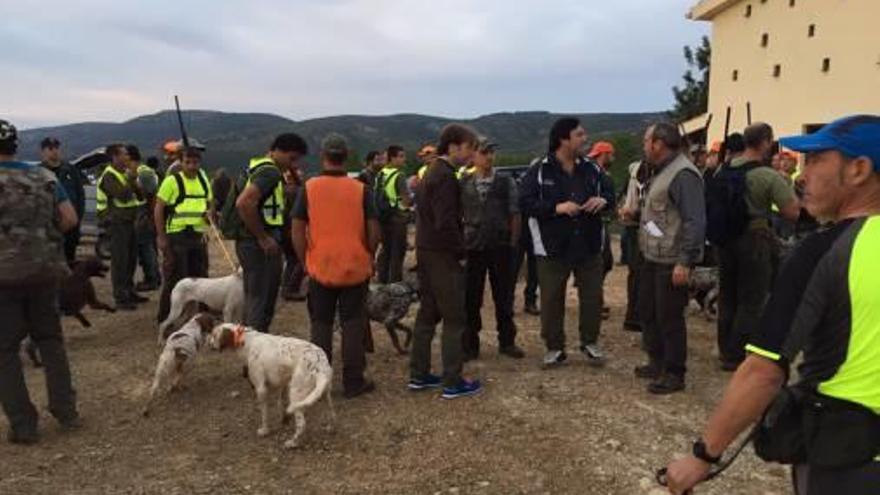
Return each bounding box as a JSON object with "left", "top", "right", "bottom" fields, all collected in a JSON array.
[{"left": 588, "top": 141, "right": 617, "bottom": 320}]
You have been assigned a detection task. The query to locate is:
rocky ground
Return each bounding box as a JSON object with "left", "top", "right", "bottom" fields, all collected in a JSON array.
[{"left": 0, "top": 239, "right": 790, "bottom": 494}]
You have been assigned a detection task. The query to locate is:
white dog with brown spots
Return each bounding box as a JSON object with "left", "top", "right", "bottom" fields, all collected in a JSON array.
[{"left": 210, "top": 324, "right": 335, "bottom": 449}]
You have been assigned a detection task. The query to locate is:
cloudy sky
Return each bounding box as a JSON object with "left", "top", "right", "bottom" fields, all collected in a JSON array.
[{"left": 2, "top": 0, "right": 707, "bottom": 129}]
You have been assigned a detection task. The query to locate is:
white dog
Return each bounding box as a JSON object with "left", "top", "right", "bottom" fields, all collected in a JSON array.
[
  {"left": 143, "top": 313, "right": 216, "bottom": 417},
  {"left": 211, "top": 324, "right": 335, "bottom": 449},
  {"left": 159, "top": 268, "right": 244, "bottom": 343}
]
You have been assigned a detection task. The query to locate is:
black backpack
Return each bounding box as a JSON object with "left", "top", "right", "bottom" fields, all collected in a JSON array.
[
  {"left": 219, "top": 162, "right": 272, "bottom": 240},
  {"left": 373, "top": 169, "right": 400, "bottom": 222},
  {"left": 705, "top": 162, "right": 762, "bottom": 247}
]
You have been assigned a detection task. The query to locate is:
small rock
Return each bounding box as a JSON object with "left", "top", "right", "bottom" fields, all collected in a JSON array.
[
  {"left": 52, "top": 453, "right": 66, "bottom": 461},
  {"left": 477, "top": 481, "right": 490, "bottom": 488},
  {"left": 449, "top": 488, "right": 459, "bottom": 494},
  {"left": 229, "top": 391, "right": 241, "bottom": 399},
  {"left": 605, "top": 439, "right": 622, "bottom": 450}
]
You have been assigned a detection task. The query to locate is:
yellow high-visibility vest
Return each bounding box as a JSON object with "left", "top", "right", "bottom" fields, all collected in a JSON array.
[{"left": 96, "top": 165, "right": 139, "bottom": 214}]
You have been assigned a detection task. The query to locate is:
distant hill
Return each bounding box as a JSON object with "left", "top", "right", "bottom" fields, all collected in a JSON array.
[{"left": 18, "top": 110, "right": 662, "bottom": 180}]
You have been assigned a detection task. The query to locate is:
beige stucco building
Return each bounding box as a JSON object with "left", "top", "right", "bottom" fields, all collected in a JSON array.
[{"left": 684, "top": 0, "right": 880, "bottom": 144}]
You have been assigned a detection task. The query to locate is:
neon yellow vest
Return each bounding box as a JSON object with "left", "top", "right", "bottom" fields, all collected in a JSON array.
[
  {"left": 247, "top": 157, "right": 285, "bottom": 227},
  {"left": 379, "top": 167, "right": 404, "bottom": 210},
  {"left": 96, "top": 165, "right": 139, "bottom": 214},
  {"left": 165, "top": 170, "right": 212, "bottom": 234}
]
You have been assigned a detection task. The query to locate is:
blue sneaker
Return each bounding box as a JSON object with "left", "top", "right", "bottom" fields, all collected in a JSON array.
[
  {"left": 408, "top": 374, "right": 442, "bottom": 391},
  {"left": 441, "top": 379, "right": 482, "bottom": 400}
]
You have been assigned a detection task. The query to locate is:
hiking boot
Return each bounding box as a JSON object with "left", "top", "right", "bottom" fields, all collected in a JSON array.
[
  {"left": 648, "top": 374, "right": 685, "bottom": 395},
  {"left": 408, "top": 373, "right": 442, "bottom": 391},
  {"left": 343, "top": 380, "right": 375, "bottom": 399},
  {"left": 623, "top": 321, "right": 642, "bottom": 332},
  {"left": 136, "top": 282, "right": 159, "bottom": 292},
  {"left": 58, "top": 415, "right": 83, "bottom": 432},
  {"left": 524, "top": 303, "right": 540, "bottom": 316},
  {"left": 634, "top": 363, "right": 661, "bottom": 379},
  {"left": 116, "top": 301, "right": 137, "bottom": 311},
  {"left": 580, "top": 344, "right": 606, "bottom": 367},
  {"left": 129, "top": 293, "right": 149, "bottom": 304},
  {"left": 441, "top": 379, "right": 482, "bottom": 400},
  {"left": 542, "top": 350, "right": 567, "bottom": 368},
  {"left": 7, "top": 428, "right": 38, "bottom": 445},
  {"left": 499, "top": 344, "right": 525, "bottom": 359}
]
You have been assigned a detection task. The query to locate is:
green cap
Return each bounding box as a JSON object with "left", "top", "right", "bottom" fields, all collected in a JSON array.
[{"left": 321, "top": 133, "right": 348, "bottom": 154}]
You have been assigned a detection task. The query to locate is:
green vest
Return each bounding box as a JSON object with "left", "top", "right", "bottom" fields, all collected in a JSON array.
[
  {"left": 96, "top": 165, "right": 139, "bottom": 214},
  {"left": 165, "top": 170, "right": 212, "bottom": 234},
  {"left": 247, "top": 157, "right": 285, "bottom": 227}
]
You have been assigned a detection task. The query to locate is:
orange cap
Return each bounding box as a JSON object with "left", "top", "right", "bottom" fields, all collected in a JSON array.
[
  {"left": 709, "top": 141, "right": 723, "bottom": 153},
  {"left": 417, "top": 145, "right": 437, "bottom": 157},
  {"left": 587, "top": 141, "right": 615, "bottom": 158},
  {"left": 162, "top": 140, "right": 182, "bottom": 154}
]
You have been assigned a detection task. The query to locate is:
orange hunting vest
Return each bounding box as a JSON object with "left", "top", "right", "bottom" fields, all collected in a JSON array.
[{"left": 304, "top": 175, "right": 373, "bottom": 287}]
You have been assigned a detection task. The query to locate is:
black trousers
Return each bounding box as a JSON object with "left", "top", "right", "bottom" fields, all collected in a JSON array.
[
  {"left": 639, "top": 262, "right": 689, "bottom": 378},
  {"left": 410, "top": 250, "right": 466, "bottom": 387},
  {"left": 623, "top": 226, "right": 642, "bottom": 327},
  {"left": 463, "top": 246, "right": 517, "bottom": 353},
  {"left": 377, "top": 215, "right": 408, "bottom": 284},
  {"left": 63, "top": 227, "right": 81, "bottom": 265},
  {"left": 281, "top": 230, "right": 305, "bottom": 297},
  {"left": 794, "top": 461, "right": 880, "bottom": 495},
  {"left": 717, "top": 229, "right": 774, "bottom": 364},
  {"left": 236, "top": 232, "right": 283, "bottom": 333},
  {"left": 157, "top": 231, "right": 209, "bottom": 323},
  {"left": 0, "top": 283, "right": 78, "bottom": 435},
  {"left": 108, "top": 220, "right": 137, "bottom": 303},
  {"left": 514, "top": 234, "right": 539, "bottom": 307},
  {"left": 308, "top": 280, "right": 368, "bottom": 392}
]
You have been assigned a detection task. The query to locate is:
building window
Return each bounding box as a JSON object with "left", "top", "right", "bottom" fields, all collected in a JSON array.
[
  {"left": 733, "top": 70, "right": 739, "bottom": 81},
  {"left": 822, "top": 58, "right": 831, "bottom": 73},
  {"left": 761, "top": 33, "right": 769, "bottom": 47},
  {"left": 745, "top": 4, "right": 752, "bottom": 17},
  {"left": 773, "top": 64, "right": 782, "bottom": 78},
  {"left": 809, "top": 24, "right": 816, "bottom": 37}
]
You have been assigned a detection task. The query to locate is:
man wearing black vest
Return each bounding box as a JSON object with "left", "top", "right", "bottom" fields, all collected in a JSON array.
[{"left": 461, "top": 139, "right": 524, "bottom": 361}]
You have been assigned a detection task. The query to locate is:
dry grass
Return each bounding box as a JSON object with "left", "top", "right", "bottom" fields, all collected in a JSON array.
[{"left": 0, "top": 238, "right": 790, "bottom": 495}]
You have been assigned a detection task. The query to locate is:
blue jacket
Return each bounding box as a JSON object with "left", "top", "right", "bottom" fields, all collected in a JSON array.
[{"left": 519, "top": 154, "right": 615, "bottom": 261}]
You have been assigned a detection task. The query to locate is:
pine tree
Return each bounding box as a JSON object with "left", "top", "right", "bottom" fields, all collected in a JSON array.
[{"left": 670, "top": 36, "right": 711, "bottom": 122}]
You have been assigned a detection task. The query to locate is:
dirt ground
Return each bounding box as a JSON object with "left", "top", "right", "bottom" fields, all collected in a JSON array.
[{"left": 0, "top": 238, "right": 791, "bottom": 495}]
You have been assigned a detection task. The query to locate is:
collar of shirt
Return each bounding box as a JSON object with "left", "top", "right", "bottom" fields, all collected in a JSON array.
[{"left": 320, "top": 169, "right": 348, "bottom": 177}]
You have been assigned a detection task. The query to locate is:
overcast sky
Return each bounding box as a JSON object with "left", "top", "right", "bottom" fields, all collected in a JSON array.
[{"left": 2, "top": 0, "right": 707, "bottom": 129}]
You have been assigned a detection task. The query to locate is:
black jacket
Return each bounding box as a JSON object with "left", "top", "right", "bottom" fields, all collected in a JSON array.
[
  {"left": 41, "top": 161, "right": 86, "bottom": 218},
  {"left": 519, "top": 154, "right": 615, "bottom": 261}
]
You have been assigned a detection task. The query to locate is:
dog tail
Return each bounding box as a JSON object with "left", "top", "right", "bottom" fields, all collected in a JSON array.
[{"left": 285, "top": 350, "right": 332, "bottom": 414}]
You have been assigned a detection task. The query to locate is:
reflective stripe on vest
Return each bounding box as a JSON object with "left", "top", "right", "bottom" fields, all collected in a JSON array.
[
  {"left": 417, "top": 165, "right": 427, "bottom": 179},
  {"left": 304, "top": 176, "right": 373, "bottom": 287},
  {"left": 165, "top": 170, "right": 212, "bottom": 234},
  {"left": 818, "top": 216, "right": 880, "bottom": 413},
  {"left": 96, "top": 165, "right": 139, "bottom": 212},
  {"left": 379, "top": 167, "right": 403, "bottom": 209},
  {"left": 247, "top": 157, "right": 284, "bottom": 227}
]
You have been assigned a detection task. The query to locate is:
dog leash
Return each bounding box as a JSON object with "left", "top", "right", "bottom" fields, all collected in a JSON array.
[
  {"left": 655, "top": 429, "right": 756, "bottom": 494},
  {"left": 206, "top": 216, "right": 239, "bottom": 273}
]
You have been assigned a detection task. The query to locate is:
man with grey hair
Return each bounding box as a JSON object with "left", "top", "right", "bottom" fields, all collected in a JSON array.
[{"left": 635, "top": 122, "right": 706, "bottom": 394}]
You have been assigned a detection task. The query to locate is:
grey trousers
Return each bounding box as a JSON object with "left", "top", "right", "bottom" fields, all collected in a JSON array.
[
  {"left": 236, "top": 232, "right": 283, "bottom": 333},
  {"left": 410, "top": 250, "right": 466, "bottom": 387},
  {"left": 0, "top": 283, "right": 78, "bottom": 435},
  {"left": 536, "top": 254, "right": 603, "bottom": 352}
]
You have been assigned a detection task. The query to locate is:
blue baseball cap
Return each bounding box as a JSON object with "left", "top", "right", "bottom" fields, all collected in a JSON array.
[{"left": 779, "top": 115, "right": 880, "bottom": 171}]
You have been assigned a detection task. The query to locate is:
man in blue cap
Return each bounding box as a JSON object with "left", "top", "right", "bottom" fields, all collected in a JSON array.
[{"left": 662, "top": 115, "right": 880, "bottom": 494}]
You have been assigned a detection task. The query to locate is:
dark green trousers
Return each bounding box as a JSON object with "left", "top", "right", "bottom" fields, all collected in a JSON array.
[
  {"left": 410, "top": 250, "right": 465, "bottom": 387},
  {"left": 108, "top": 220, "right": 137, "bottom": 303},
  {"left": 537, "top": 254, "right": 603, "bottom": 352}
]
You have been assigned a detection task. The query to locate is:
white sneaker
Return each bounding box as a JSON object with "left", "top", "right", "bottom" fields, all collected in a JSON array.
[
  {"left": 581, "top": 344, "right": 606, "bottom": 367},
  {"left": 542, "top": 350, "right": 567, "bottom": 367}
]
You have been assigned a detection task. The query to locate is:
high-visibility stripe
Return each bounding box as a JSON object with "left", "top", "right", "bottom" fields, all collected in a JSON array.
[
  {"left": 818, "top": 216, "right": 880, "bottom": 413},
  {"left": 745, "top": 344, "right": 782, "bottom": 362}
]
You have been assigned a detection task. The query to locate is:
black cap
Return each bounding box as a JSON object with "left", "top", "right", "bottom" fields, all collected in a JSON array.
[
  {"left": 0, "top": 120, "right": 17, "bottom": 144},
  {"left": 40, "top": 137, "right": 61, "bottom": 149}
]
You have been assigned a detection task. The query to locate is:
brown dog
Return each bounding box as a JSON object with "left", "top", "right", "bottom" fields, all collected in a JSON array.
[{"left": 59, "top": 257, "right": 115, "bottom": 327}]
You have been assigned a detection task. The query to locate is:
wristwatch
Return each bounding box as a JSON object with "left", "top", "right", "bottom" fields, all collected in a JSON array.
[{"left": 692, "top": 439, "right": 722, "bottom": 464}]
